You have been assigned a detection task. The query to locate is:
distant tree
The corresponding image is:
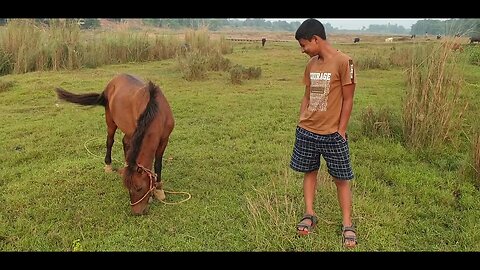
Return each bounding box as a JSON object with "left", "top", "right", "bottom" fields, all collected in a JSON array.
[
  {"left": 410, "top": 19, "right": 480, "bottom": 36},
  {"left": 81, "top": 19, "right": 100, "bottom": 29},
  {"left": 106, "top": 18, "right": 122, "bottom": 23},
  {"left": 366, "top": 24, "right": 408, "bottom": 34},
  {"left": 324, "top": 23, "right": 334, "bottom": 33}
]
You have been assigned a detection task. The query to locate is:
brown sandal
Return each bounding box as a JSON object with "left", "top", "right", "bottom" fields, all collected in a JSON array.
[
  {"left": 342, "top": 224, "right": 357, "bottom": 248},
  {"left": 296, "top": 214, "right": 318, "bottom": 235}
]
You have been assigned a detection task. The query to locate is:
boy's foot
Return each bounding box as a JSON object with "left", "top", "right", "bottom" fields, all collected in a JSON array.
[
  {"left": 342, "top": 224, "right": 357, "bottom": 248},
  {"left": 296, "top": 214, "right": 318, "bottom": 235}
]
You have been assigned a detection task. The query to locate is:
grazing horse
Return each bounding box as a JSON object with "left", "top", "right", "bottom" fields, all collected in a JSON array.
[{"left": 55, "top": 74, "right": 175, "bottom": 215}]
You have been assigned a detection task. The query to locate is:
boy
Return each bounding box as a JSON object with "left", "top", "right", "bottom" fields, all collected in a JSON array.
[{"left": 290, "top": 18, "right": 357, "bottom": 248}]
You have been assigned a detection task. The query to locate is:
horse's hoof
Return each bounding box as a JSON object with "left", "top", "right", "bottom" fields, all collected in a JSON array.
[
  {"left": 154, "top": 189, "right": 166, "bottom": 201},
  {"left": 104, "top": 165, "right": 113, "bottom": 173}
]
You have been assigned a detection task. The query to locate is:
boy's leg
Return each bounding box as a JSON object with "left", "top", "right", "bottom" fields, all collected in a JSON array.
[
  {"left": 303, "top": 170, "right": 318, "bottom": 216},
  {"left": 334, "top": 179, "right": 352, "bottom": 227},
  {"left": 290, "top": 126, "right": 321, "bottom": 233},
  {"left": 322, "top": 132, "right": 355, "bottom": 246},
  {"left": 334, "top": 178, "right": 356, "bottom": 247},
  {"left": 296, "top": 170, "right": 318, "bottom": 233}
]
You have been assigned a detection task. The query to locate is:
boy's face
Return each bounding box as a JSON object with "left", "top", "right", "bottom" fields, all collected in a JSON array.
[{"left": 297, "top": 36, "right": 319, "bottom": 57}]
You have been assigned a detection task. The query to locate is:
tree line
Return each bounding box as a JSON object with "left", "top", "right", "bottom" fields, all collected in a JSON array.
[{"left": 0, "top": 18, "right": 478, "bottom": 36}]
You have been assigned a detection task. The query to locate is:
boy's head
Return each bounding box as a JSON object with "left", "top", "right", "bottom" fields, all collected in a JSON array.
[{"left": 295, "top": 18, "right": 327, "bottom": 41}]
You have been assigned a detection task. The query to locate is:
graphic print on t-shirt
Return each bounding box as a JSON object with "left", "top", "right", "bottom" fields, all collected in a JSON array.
[
  {"left": 309, "top": 72, "right": 331, "bottom": 112},
  {"left": 349, "top": 59, "right": 355, "bottom": 82}
]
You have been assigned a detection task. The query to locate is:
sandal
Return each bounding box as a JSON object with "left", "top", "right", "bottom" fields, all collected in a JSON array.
[
  {"left": 297, "top": 214, "right": 318, "bottom": 235},
  {"left": 342, "top": 224, "right": 357, "bottom": 248}
]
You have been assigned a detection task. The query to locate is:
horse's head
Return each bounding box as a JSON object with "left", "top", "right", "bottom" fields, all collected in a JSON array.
[{"left": 123, "top": 164, "right": 157, "bottom": 215}]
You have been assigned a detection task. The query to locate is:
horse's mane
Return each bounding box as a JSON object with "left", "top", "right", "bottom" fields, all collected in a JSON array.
[{"left": 124, "top": 81, "right": 159, "bottom": 188}]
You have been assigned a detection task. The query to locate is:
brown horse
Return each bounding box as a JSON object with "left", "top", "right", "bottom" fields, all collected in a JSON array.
[{"left": 55, "top": 74, "right": 174, "bottom": 215}]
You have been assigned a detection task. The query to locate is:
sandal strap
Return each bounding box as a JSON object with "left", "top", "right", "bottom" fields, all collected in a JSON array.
[
  {"left": 342, "top": 224, "right": 356, "bottom": 233},
  {"left": 342, "top": 224, "right": 357, "bottom": 245},
  {"left": 299, "top": 214, "right": 318, "bottom": 225},
  {"left": 297, "top": 214, "right": 318, "bottom": 230}
]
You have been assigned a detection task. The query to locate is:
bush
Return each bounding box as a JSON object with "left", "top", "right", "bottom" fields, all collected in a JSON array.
[
  {"left": 360, "top": 106, "right": 395, "bottom": 139},
  {"left": 229, "top": 64, "right": 262, "bottom": 84}
]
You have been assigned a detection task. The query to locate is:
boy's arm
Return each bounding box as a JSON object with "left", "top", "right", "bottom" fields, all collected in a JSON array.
[
  {"left": 299, "top": 86, "right": 310, "bottom": 115},
  {"left": 338, "top": 83, "right": 355, "bottom": 139}
]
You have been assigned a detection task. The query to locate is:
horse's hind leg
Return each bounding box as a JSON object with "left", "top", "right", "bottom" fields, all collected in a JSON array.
[{"left": 104, "top": 108, "right": 117, "bottom": 173}]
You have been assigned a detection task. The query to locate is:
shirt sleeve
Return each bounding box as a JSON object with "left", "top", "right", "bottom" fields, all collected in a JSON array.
[{"left": 340, "top": 57, "right": 356, "bottom": 86}]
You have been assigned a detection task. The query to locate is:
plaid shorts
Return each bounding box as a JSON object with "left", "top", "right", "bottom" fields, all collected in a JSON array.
[{"left": 290, "top": 126, "right": 354, "bottom": 180}]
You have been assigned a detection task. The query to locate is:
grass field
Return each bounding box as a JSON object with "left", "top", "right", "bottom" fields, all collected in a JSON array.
[{"left": 1, "top": 36, "right": 480, "bottom": 251}]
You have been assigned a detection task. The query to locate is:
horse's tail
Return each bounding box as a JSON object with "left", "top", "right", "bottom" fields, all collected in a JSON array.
[{"left": 55, "top": 88, "right": 107, "bottom": 107}]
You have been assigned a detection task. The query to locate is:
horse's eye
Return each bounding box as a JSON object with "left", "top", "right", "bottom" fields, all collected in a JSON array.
[{"left": 136, "top": 167, "right": 143, "bottom": 174}]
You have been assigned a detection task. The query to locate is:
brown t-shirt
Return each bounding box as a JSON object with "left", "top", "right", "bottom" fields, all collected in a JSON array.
[{"left": 298, "top": 51, "right": 356, "bottom": 135}]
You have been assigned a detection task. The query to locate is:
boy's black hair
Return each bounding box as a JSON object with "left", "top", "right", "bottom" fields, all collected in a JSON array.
[{"left": 295, "top": 18, "right": 327, "bottom": 41}]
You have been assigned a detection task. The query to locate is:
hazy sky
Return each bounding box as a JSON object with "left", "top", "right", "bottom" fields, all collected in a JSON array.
[{"left": 266, "top": 18, "right": 424, "bottom": 30}]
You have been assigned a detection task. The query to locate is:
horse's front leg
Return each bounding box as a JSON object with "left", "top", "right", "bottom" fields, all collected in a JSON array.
[
  {"left": 153, "top": 139, "right": 169, "bottom": 201},
  {"left": 122, "top": 135, "right": 130, "bottom": 167},
  {"left": 104, "top": 109, "right": 117, "bottom": 173},
  {"left": 116, "top": 135, "right": 130, "bottom": 176},
  {"left": 153, "top": 157, "right": 165, "bottom": 200}
]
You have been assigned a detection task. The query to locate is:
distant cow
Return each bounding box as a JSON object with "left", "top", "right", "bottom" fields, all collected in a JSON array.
[
  {"left": 410, "top": 34, "right": 416, "bottom": 39},
  {"left": 353, "top": 37, "right": 360, "bottom": 43},
  {"left": 470, "top": 36, "right": 480, "bottom": 43},
  {"left": 436, "top": 35, "right": 441, "bottom": 40},
  {"left": 261, "top": 37, "right": 266, "bottom": 47},
  {"left": 385, "top": 37, "right": 394, "bottom": 43}
]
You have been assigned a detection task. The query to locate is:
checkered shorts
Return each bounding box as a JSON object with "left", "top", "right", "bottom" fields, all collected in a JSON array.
[{"left": 290, "top": 126, "right": 354, "bottom": 180}]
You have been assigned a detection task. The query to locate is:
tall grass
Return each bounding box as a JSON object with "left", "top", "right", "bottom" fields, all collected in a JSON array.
[
  {"left": 0, "top": 20, "right": 234, "bottom": 76},
  {"left": 1, "top": 19, "right": 45, "bottom": 74},
  {"left": 360, "top": 106, "right": 396, "bottom": 139},
  {"left": 473, "top": 132, "right": 480, "bottom": 184},
  {"left": 184, "top": 27, "right": 211, "bottom": 54},
  {"left": 0, "top": 78, "right": 13, "bottom": 92},
  {"left": 48, "top": 19, "right": 82, "bottom": 70},
  {"left": 229, "top": 64, "right": 262, "bottom": 84},
  {"left": 245, "top": 168, "right": 300, "bottom": 251},
  {"left": 403, "top": 38, "right": 468, "bottom": 151},
  {"left": 177, "top": 49, "right": 209, "bottom": 81},
  {"left": 176, "top": 28, "right": 233, "bottom": 81},
  {"left": 355, "top": 52, "right": 390, "bottom": 70}
]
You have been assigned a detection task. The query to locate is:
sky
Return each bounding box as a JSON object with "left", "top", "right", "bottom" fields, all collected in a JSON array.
[{"left": 266, "top": 18, "right": 425, "bottom": 30}]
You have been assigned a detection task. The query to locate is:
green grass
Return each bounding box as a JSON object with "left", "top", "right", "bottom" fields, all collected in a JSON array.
[{"left": 1, "top": 39, "right": 479, "bottom": 251}]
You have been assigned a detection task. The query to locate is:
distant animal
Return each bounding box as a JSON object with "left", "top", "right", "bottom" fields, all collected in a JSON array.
[
  {"left": 55, "top": 74, "right": 175, "bottom": 215},
  {"left": 385, "top": 37, "right": 394, "bottom": 43},
  {"left": 470, "top": 36, "right": 480, "bottom": 43},
  {"left": 261, "top": 37, "right": 266, "bottom": 47},
  {"left": 410, "top": 34, "right": 416, "bottom": 39},
  {"left": 437, "top": 35, "right": 441, "bottom": 40},
  {"left": 353, "top": 37, "right": 360, "bottom": 43}
]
